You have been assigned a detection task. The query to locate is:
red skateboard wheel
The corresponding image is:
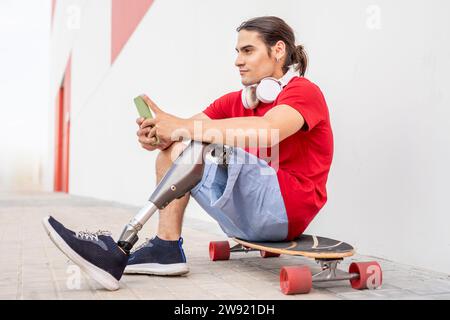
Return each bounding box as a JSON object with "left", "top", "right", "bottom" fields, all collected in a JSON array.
[
  {"left": 349, "top": 261, "right": 383, "bottom": 290},
  {"left": 260, "top": 250, "right": 281, "bottom": 258},
  {"left": 279, "top": 266, "right": 312, "bottom": 295},
  {"left": 209, "top": 241, "right": 230, "bottom": 261}
]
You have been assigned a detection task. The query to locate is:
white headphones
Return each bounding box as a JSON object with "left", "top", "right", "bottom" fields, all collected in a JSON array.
[{"left": 241, "top": 65, "right": 299, "bottom": 110}]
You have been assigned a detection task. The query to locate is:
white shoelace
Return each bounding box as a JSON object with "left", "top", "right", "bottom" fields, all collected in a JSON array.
[{"left": 75, "top": 230, "right": 111, "bottom": 241}]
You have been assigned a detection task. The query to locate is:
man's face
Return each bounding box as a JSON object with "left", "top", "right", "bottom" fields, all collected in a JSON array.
[{"left": 235, "top": 30, "right": 279, "bottom": 86}]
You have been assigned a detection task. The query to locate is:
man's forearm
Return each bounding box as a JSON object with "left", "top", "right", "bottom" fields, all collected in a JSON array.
[{"left": 184, "top": 117, "right": 276, "bottom": 148}]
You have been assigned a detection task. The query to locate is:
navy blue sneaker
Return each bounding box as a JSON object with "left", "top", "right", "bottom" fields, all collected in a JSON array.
[
  {"left": 124, "top": 236, "right": 189, "bottom": 276},
  {"left": 42, "top": 216, "right": 128, "bottom": 291}
]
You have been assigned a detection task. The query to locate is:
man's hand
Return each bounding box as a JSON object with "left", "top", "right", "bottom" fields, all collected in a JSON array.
[
  {"left": 136, "top": 95, "right": 190, "bottom": 151},
  {"left": 136, "top": 117, "right": 167, "bottom": 151}
]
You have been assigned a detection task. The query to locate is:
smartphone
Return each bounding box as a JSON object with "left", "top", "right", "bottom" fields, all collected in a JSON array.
[
  {"left": 134, "top": 95, "right": 159, "bottom": 145},
  {"left": 134, "top": 95, "right": 153, "bottom": 119}
]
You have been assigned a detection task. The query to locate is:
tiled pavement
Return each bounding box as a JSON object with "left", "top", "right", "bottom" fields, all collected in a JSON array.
[{"left": 0, "top": 192, "right": 449, "bottom": 300}]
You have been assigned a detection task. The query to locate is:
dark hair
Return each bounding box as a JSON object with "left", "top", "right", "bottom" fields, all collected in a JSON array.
[{"left": 236, "top": 16, "right": 308, "bottom": 76}]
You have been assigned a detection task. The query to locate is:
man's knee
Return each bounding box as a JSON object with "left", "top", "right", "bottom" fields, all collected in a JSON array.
[{"left": 156, "top": 141, "right": 188, "bottom": 171}]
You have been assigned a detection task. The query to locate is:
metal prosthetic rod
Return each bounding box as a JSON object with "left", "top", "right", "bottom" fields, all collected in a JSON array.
[
  {"left": 118, "top": 141, "right": 219, "bottom": 253},
  {"left": 117, "top": 202, "right": 159, "bottom": 253}
]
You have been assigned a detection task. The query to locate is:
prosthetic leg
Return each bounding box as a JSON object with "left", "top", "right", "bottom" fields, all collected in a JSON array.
[{"left": 117, "top": 141, "right": 231, "bottom": 253}]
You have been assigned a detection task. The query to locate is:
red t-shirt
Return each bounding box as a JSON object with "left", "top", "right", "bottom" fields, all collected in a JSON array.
[{"left": 202, "top": 77, "right": 334, "bottom": 240}]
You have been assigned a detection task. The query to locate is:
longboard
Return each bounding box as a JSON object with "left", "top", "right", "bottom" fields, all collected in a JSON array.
[{"left": 209, "top": 235, "right": 382, "bottom": 295}]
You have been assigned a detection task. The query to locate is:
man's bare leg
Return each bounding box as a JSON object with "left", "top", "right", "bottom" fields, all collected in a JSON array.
[{"left": 155, "top": 141, "right": 191, "bottom": 241}]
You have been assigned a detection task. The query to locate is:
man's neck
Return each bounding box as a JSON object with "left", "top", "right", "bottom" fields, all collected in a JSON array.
[{"left": 271, "top": 68, "right": 285, "bottom": 80}]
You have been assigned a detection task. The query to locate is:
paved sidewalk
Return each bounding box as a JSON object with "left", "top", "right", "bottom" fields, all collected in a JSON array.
[{"left": 0, "top": 192, "right": 449, "bottom": 300}]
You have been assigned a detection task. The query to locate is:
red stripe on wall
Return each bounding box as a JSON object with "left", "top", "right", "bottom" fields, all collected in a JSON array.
[
  {"left": 51, "top": 0, "right": 56, "bottom": 26},
  {"left": 111, "top": 0, "right": 154, "bottom": 64},
  {"left": 54, "top": 55, "right": 71, "bottom": 193}
]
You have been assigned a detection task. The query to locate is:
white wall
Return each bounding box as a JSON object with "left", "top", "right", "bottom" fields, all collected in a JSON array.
[
  {"left": 49, "top": 0, "right": 450, "bottom": 273},
  {"left": 0, "top": 0, "right": 51, "bottom": 191},
  {"left": 293, "top": 0, "right": 450, "bottom": 274}
]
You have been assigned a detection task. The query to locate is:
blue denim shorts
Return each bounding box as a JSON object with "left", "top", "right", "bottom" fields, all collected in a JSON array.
[{"left": 190, "top": 146, "right": 288, "bottom": 241}]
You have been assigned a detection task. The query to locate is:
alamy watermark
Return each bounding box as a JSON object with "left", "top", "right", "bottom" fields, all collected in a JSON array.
[
  {"left": 366, "top": 4, "right": 382, "bottom": 30},
  {"left": 366, "top": 264, "right": 383, "bottom": 290},
  {"left": 163, "top": 120, "right": 281, "bottom": 176},
  {"left": 66, "top": 5, "right": 81, "bottom": 30},
  {"left": 66, "top": 264, "right": 81, "bottom": 290}
]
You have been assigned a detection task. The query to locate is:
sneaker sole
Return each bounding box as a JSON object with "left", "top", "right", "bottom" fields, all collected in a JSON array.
[
  {"left": 124, "top": 263, "right": 189, "bottom": 276},
  {"left": 42, "top": 216, "right": 120, "bottom": 291}
]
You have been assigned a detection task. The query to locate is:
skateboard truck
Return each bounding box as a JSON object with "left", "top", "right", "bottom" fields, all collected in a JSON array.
[
  {"left": 117, "top": 141, "right": 229, "bottom": 253},
  {"left": 312, "top": 259, "right": 359, "bottom": 282},
  {"left": 229, "top": 243, "right": 255, "bottom": 253}
]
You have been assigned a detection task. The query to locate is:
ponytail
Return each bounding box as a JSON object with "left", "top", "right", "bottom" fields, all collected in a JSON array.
[{"left": 290, "top": 44, "right": 308, "bottom": 76}]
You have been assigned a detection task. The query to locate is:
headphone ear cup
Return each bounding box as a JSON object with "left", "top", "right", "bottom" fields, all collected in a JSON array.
[
  {"left": 256, "top": 78, "right": 283, "bottom": 104},
  {"left": 242, "top": 86, "right": 259, "bottom": 109}
]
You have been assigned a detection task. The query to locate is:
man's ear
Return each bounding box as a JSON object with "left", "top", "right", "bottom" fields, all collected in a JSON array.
[{"left": 272, "top": 40, "right": 286, "bottom": 60}]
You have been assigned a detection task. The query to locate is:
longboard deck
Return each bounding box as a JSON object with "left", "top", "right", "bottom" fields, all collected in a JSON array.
[{"left": 233, "top": 234, "right": 355, "bottom": 259}]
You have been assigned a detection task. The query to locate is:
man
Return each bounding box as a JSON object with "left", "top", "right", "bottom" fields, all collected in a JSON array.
[{"left": 42, "top": 16, "right": 333, "bottom": 291}]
